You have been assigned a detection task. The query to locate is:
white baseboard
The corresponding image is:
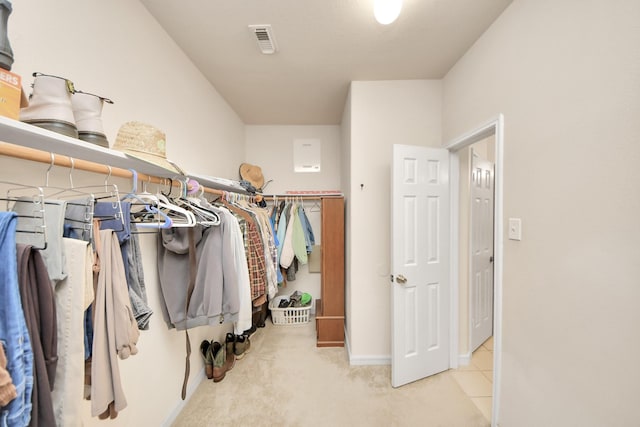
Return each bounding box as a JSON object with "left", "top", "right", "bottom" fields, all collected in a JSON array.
[
  {"left": 349, "top": 355, "right": 391, "bottom": 366},
  {"left": 161, "top": 367, "right": 206, "bottom": 426},
  {"left": 458, "top": 352, "right": 472, "bottom": 366},
  {"left": 345, "top": 327, "right": 391, "bottom": 365}
]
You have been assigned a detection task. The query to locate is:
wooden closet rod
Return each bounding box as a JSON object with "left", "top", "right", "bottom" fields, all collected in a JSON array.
[{"left": 0, "top": 141, "right": 227, "bottom": 196}]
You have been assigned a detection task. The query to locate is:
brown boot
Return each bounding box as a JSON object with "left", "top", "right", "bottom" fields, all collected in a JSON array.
[
  {"left": 211, "top": 342, "right": 226, "bottom": 383},
  {"left": 224, "top": 333, "right": 236, "bottom": 372},
  {"left": 200, "top": 340, "right": 213, "bottom": 380}
]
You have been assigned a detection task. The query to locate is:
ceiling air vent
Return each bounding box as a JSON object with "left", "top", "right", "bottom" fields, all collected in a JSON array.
[{"left": 248, "top": 24, "right": 278, "bottom": 54}]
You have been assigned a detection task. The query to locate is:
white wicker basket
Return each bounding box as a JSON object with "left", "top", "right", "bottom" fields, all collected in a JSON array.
[{"left": 269, "top": 295, "right": 312, "bottom": 325}]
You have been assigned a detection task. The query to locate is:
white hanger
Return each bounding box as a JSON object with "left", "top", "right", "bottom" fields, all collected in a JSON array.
[
  {"left": 157, "top": 192, "right": 196, "bottom": 227},
  {"left": 122, "top": 170, "right": 172, "bottom": 229},
  {"left": 175, "top": 178, "right": 220, "bottom": 226}
]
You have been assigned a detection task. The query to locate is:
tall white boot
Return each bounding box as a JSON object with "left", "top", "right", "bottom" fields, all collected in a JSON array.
[
  {"left": 0, "top": 0, "right": 14, "bottom": 70},
  {"left": 71, "top": 91, "right": 113, "bottom": 148},
  {"left": 20, "top": 72, "right": 78, "bottom": 138}
]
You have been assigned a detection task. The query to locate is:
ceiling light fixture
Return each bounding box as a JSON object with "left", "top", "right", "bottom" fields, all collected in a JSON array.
[{"left": 374, "top": 0, "right": 403, "bottom": 25}]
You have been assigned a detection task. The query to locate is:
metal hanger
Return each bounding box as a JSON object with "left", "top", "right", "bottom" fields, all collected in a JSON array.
[
  {"left": 122, "top": 170, "right": 172, "bottom": 229},
  {"left": 1, "top": 180, "right": 47, "bottom": 250}
]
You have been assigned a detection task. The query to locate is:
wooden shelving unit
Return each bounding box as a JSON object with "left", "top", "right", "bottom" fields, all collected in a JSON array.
[{"left": 315, "top": 197, "right": 345, "bottom": 347}]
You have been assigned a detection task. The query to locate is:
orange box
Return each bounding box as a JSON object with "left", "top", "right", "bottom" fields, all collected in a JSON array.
[{"left": 0, "top": 69, "right": 25, "bottom": 120}]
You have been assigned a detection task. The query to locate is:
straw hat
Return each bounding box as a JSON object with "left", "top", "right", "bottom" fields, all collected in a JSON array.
[
  {"left": 112, "top": 121, "right": 184, "bottom": 175},
  {"left": 239, "top": 163, "right": 264, "bottom": 190}
]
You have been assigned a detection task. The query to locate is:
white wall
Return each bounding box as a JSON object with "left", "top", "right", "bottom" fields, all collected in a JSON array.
[
  {"left": 443, "top": 0, "right": 640, "bottom": 424},
  {"left": 244, "top": 125, "right": 341, "bottom": 195},
  {"left": 347, "top": 80, "right": 442, "bottom": 360},
  {"left": 3, "top": 1, "right": 246, "bottom": 425},
  {"left": 244, "top": 125, "right": 341, "bottom": 307},
  {"left": 11, "top": 0, "right": 245, "bottom": 180}
]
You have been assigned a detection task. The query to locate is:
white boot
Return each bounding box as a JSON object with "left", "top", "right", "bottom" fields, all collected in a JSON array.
[
  {"left": 71, "top": 91, "right": 113, "bottom": 148},
  {"left": 0, "top": 0, "right": 14, "bottom": 71},
  {"left": 20, "top": 72, "right": 78, "bottom": 138}
]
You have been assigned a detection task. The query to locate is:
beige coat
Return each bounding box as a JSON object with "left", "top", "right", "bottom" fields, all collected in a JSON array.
[{"left": 91, "top": 229, "right": 140, "bottom": 418}]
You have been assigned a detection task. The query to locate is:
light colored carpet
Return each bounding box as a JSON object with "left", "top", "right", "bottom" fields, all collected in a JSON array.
[{"left": 172, "top": 320, "right": 489, "bottom": 427}]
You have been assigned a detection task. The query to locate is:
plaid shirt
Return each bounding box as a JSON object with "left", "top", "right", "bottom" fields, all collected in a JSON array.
[
  {"left": 245, "top": 220, "right": 267, "bottom": 304},
  {"left": 223, "top": 202, "right": 269, "bottom": 306}
]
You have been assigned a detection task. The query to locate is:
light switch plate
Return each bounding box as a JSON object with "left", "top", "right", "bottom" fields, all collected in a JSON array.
[{"left": 508, "top": 218, "right": 522, "bottom": 241}]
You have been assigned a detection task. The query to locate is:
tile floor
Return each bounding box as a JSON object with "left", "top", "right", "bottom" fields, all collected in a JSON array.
[{"left": 452, "top": 336, "right": 494, "bottom": 422}]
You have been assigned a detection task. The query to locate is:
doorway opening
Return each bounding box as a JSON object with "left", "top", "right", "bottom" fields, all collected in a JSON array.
[{"left": 446, "top": 115, "right": 504, "bottom": 427}]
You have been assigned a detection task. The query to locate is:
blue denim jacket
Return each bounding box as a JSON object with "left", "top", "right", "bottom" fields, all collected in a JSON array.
[
  {"left": 298, "top": 207, "right": 315, "bottom": 254},
  {"left": 0, "top": 212, "right": 34, "bottom": 427}
]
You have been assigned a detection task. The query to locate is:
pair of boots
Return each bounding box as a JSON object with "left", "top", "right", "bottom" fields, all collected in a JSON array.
[
  {"left": 200, "top": 336, "right": 235, "bottom": 383},
  {"left": 200, "top": 333, "right": 251, "bottom": 382},
  {"left": 20, "top": 72, "right": 113, "bottom": 148}
]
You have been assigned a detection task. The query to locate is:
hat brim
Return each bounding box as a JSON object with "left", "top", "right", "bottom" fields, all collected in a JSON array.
[
  {"left": 121, "top": 149, "right": 184, "bottom": 175},
  {"left": 239, "top": 163, "right": 264, "bottom": 189}
]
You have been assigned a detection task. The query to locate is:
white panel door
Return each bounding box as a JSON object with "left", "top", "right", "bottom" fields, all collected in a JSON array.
[
  {"left": 391, "top": 144, "right": 450, "bottom": 388},
  {"left": 470, "top": 149, "right": 495, "bottom": 352}
]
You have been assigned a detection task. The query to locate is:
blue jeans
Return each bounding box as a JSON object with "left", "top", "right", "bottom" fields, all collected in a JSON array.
[
  {"left": 95, "top": 203, "right": 153, "bottom": 329},
  {"left": 0, "top": 212, "right": 34, "bottom": 427},
  {"left": 126, "top": 226, "right": 152, "bottom": 330}
]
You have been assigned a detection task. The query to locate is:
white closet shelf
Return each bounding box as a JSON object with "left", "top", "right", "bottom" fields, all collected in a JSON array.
[{"left": 0, "top": 116, "right": 248, "bottom": 194}]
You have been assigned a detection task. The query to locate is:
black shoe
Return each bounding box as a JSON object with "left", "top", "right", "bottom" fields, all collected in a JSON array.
[
  {"left": 234, "top": 334, "right": 251, "bottom": 360},
  {"left": 243, "top": 325, "right": 257, "bottom": 336},
  {"left": 278, "top": 298, "right": 290, "bottom": 308}
]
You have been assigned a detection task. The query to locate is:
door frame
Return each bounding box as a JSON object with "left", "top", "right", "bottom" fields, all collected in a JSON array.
[
  {"left": 469, "top": 147, "right": 495, "bottom": 353},
  {"left": 446, "top": 114, "right": 504, "bottom": 427}
]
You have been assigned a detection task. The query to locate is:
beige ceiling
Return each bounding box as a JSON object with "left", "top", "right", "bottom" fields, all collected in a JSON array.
[{"left": 140, "top": 0, "right": 512, "bottom": 125}]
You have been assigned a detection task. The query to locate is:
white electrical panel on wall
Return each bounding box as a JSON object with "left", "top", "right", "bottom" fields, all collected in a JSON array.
[{"left": 293, "top": 138, "right": 321, "bottom": 173}]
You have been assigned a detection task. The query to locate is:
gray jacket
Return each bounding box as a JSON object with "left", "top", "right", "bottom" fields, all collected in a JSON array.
[{"left": 157, "top": 223, "right": 240, "bottom": 330}]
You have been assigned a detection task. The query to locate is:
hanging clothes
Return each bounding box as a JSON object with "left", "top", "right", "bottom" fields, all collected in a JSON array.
[
  {"left": 63, "top": 201, "right": 96, "bottom": 368},
  {"left": 0, "top": 212, "right": 34, "bottom": 427},
  {"left": 90, "top": 229, "right": 140, "bottom": 419},
  {"left": 215, "top": 207, "right": 252, "bottom": 335},
  {"left": 219, "top": 199, "right": 267, "bottom": 307},
  {"left": 0, "top": 344, "right": 17, "bottom": 407},
  {"left": 238, "top": 201, "right": 278, "bottom": 300},
  {"left": 157, "top": 223, "right": 240, "bottom": 330},
  {"left": 126, "top": 224, "right": 152, "bottom": 330},
  {"left": 13, "top": 199, "right": 68, "bottom": 284},
  {"left": 275, "top": 201, "right": 288, "bottom": 262},
  {"left": 280, "top": 202, "right": 308, "bottom": 267},
  {"left": 95, "top": 202, "right": 153, "bottom": 330},
  {"left": 273, "top": 199, "right": 316, "bottom": 283},
  {"left": 291, "top": 204, "right": 308, "bottom": 265},
  {"left": 51, "top": 238, "right": 93, "bottom": 427},
  {"left": 16, "top": 243, "right": 57, "bottom": 427},
  {"left": 298, "top": 204, "right": 315, "bottom": 254},
  {"left": 280, "top": 203, "right": 297, "bottom": 269},
  {"left": 63, "top": 197, "right": 95, "bottom": 242},
  {"left": 269, "top": 216, "right": 284, "bottom": 284}
]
